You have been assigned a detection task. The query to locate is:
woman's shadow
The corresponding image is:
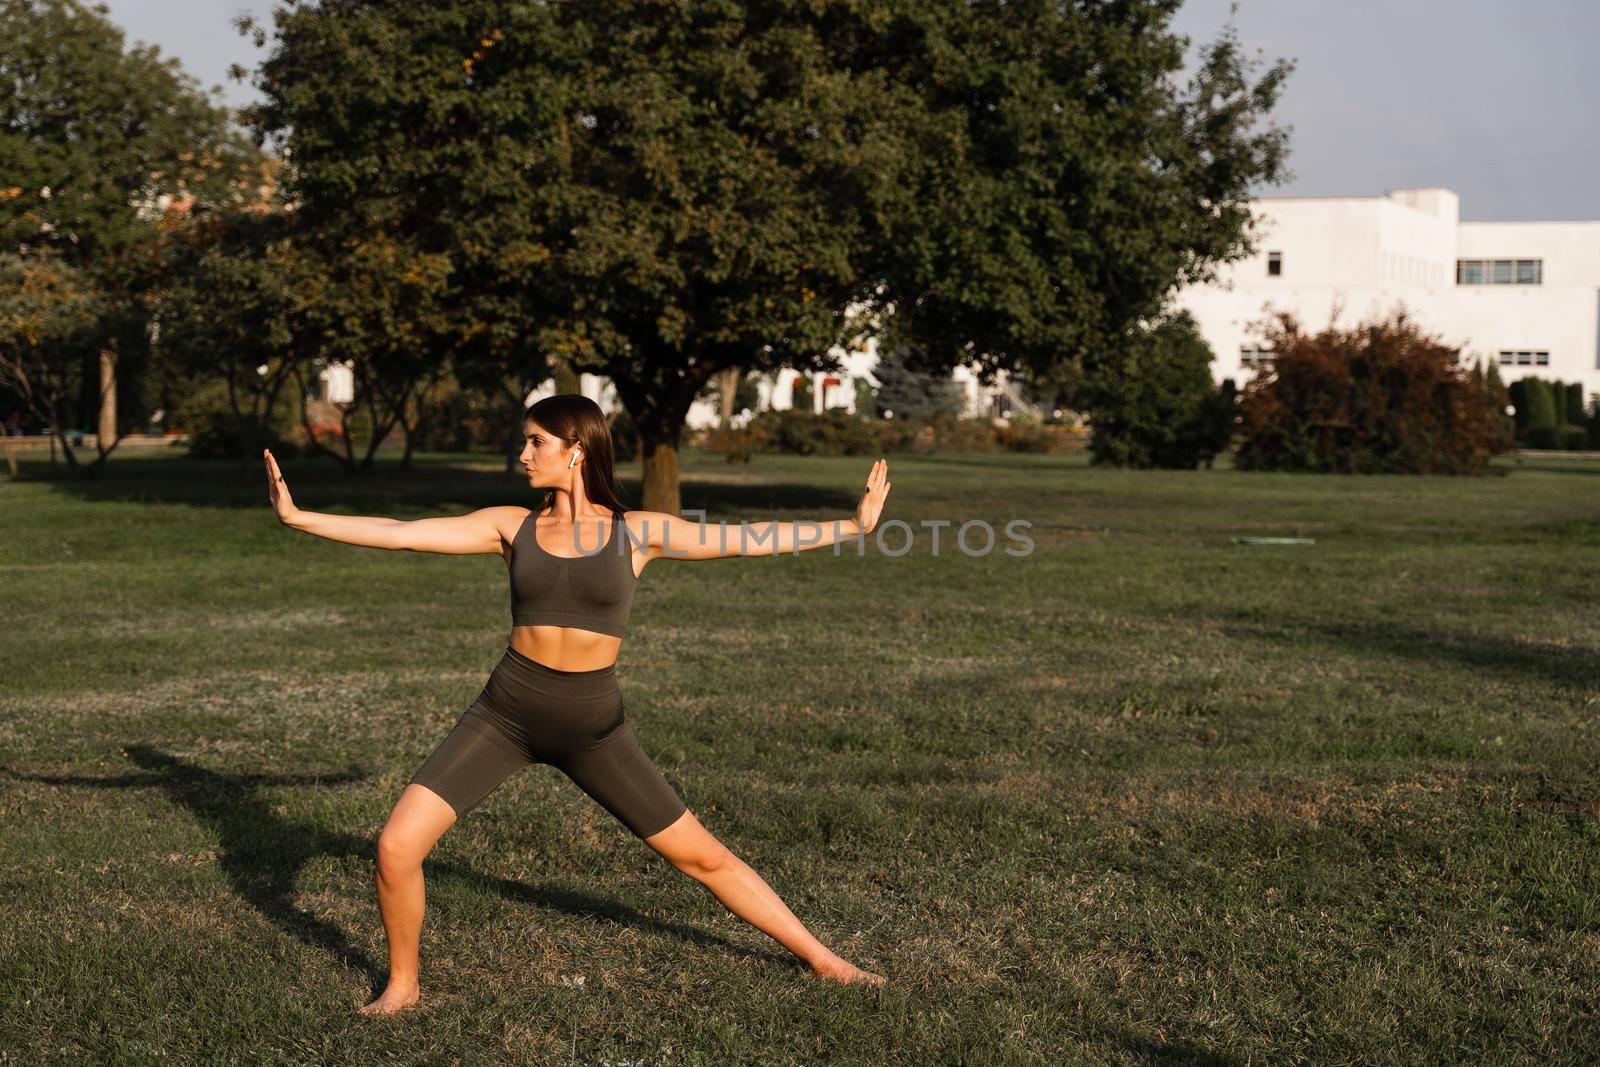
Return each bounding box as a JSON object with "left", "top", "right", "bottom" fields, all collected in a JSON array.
[{"left": 2, "top": 745, "right": 791, "bottom": 998}]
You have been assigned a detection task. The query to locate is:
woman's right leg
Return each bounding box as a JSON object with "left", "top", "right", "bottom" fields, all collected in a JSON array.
[
  {"left": 362, "top": 783, "right": 458, "bottom": 1015},
  {"left": 363, "top": 711, "right": 534, "bottom": 1015}
]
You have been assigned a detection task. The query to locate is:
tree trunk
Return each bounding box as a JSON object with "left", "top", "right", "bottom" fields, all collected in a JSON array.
[
  {"left": 400, "top": 415, "right": 416, "bottom": 470},
  {"left": 97, "top": 347, "right": 116, "bottom": 447},
  {"left": 717, "top": 367, "right": 740, "bottom": 430},
  {"left": 554, "top": 355, "right": 583, "bottom": 397},
  {"left": 633, "top": 400, "right": 694, "bottom": 515},
  {"left": 610, "top": 369, "right": 701, "bottom": 515},
  {"left": 641, "top": 436, "right": 680, "bottom": 515}
]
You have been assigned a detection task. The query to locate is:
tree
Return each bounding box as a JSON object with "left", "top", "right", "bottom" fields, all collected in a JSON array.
[
  {"left": 1080, "top": 309, "right": 1232, "bottom": 469},
  {"left": 240, "top": 1, "right": 1288, "bottom": 511},
  {"left": 1, "top": 0, "right": 266, "bottom": 475},
  {"left": 871, "top": 331, "right": 965, "bottom": 422},
  {"left": 151, "top": 205, "right": 327, "bottom": 463},
  {"left": 1520, "top": 377, "right": 1559, "bottom": 448},
  {"left": 876, "top": 10, "right": 1290, "bottom": 404},
  {"left": 1480, "top": 358, "right": 1514, "bottom": 450},
  {"left": 302, "top": 229, "right": 459, "bottom": 471},
  {"left": 0, "top": 247, "right": 99, "bottom": 465}
]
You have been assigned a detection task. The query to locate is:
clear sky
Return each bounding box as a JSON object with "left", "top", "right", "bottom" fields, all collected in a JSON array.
[{"left": 98, "top": 0, "right": 1600, "bottom": 222}]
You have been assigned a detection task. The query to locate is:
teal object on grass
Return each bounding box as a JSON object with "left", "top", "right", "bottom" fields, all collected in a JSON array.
[{"left": 1232, "top": 536, "right": 1315, "bottom": 545}]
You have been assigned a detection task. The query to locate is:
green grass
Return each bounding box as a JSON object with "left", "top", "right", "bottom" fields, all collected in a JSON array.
[{"left": 2, "top": 446, "right": 1597, "bottom": 1065}]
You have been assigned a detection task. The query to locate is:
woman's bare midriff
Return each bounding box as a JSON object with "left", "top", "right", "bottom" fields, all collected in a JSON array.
[{"left": 509, "top": 626, "right": 622, "bottom": 672}]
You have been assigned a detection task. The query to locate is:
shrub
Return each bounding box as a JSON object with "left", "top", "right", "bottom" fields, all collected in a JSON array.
[
  {"left": 923, "top": 411, "right": 1001, "bottom": 453},
  {"left": 996, "top": 410, "right": 1086, "bottom": 454},
  {"left": 1564, "top": 382, "right": 1587, "bottom": 426},
  {"left": 1234, "top": 310, "right": 1512, "bottom": 475},
  {"left": 412, "top": 376, "right": 505, "bottom": 451},
  {"left": 748, "top": 409, "right": 886, "bottom": 455},
  {"left": 740, "top": 408, "right": 1068, "bottom": 456},
  {"left": 1520, "top": 378, "right": 1559, "bottom": 438},
  {"left": 1081, "top": 310, "right": 1234, "bottom": 469},
  {"left": 174, "top": 379, "right": 303, "bottom": 460},
  {"left": 1556, "top": 424, "right": 1589, "bottom": 451},
  {"left": 1524, "top": 420, "right": 1590, "bottom": 451},
  {"left": 702, "top": 424, "right": 764, "bottom": 463}
]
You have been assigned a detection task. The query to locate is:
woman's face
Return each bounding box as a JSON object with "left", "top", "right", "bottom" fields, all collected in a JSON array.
[{"left": 520, "top": 420, "right": 580, "bottom": 487}]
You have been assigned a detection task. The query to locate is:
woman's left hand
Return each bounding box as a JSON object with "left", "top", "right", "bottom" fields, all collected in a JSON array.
[{"left": 853, "top": 458, "right": 892, "bottom": 534}]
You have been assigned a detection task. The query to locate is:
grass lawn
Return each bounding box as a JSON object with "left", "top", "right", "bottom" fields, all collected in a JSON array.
[{"left": 1, "top": 446, "right": 1596, "bottom": 1065}]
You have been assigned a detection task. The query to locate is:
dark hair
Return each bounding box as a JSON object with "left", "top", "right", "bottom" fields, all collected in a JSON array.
[{"left": 524, "top": 394, "right": 632, "bottom": 518}]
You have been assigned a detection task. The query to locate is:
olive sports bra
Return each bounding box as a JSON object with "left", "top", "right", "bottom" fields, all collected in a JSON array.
[{"left": 507, "top": 509, "right": 638, "bottom": 638}]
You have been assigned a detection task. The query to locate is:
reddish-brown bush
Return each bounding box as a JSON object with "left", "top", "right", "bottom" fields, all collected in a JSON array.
[{"left": 1235, "top": 311, "right": 1514, "bottom": 475}]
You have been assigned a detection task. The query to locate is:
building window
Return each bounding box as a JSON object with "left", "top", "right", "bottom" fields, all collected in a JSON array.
[
  {"left": 1459, "top": 258, "right": 1541, "bottom": 285},
  {"left": 1498, "top": 350, "right": 1550, "bottom": 366},
  {"left": 1240, "top": 345, "right": 1274, "bottom": 366},
  {"left": 1266, "top": 251, "right": 1282, "bottom": 277}
]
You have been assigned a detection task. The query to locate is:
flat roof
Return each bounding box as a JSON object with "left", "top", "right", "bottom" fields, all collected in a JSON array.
[{"left": 1254, "top": 190, "right": 1599, "bottom": 225}]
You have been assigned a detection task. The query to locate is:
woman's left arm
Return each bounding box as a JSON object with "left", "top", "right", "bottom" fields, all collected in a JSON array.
[{"left": 636, "top": 459, "right": 891, "bottom": 561}]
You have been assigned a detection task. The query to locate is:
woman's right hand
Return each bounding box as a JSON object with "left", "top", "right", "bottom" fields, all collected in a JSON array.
[{"left": 263, "top": 448, "right": 299, "bottom": 525}]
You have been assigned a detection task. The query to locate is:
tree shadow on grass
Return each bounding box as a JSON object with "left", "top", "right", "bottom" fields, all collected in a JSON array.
[
  {"left": 29, "top": 454, "right": 855, "bottom": 516},
  {"left": 675, "top": 479, "right": 859, "bottom": 516},
  {"left": 0, "top": 745, "right": 794, "bottom": 999},
  {"left": 1202, "top": 616, "right": 1600, "bottom": 694}
]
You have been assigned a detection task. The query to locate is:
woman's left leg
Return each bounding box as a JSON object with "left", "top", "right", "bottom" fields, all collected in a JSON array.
[
  {"left": 641, "top": 809, "right": 886, "bottom": 985},
  {"left": 561, "top": 722, "right": 885, "bottom": 985}
]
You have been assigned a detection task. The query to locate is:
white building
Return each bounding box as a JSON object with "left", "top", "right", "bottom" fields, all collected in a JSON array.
[{"left": 1174, "top": 187, "right": 1600, "bottom": 409}]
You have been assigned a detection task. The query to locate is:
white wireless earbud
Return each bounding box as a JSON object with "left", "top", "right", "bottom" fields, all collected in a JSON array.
[{"left": 568, "top": 451, "right": 580, "bottom": 469}]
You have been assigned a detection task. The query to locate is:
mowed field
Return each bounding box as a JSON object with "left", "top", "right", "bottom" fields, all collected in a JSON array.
[{"left": 1, "top": 447, "right": 1596, "bottom": 1065}]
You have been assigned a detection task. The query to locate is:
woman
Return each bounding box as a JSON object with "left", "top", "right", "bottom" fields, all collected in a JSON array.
[{"left": 262, "top": 394, "right": 892, "bottom": 1015}]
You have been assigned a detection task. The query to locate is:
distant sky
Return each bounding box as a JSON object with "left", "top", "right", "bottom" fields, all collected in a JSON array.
[{"left": 98, "top": 0, "right": 1600, "bottom": 221}]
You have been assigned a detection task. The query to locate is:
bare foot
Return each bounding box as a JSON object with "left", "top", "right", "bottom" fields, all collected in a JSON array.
[
  {"left": 810, "top": 956, "right": 887, "bottom": 986},
  {"left": 358, "top": 981, "right": 420, "bottom": 1015}
]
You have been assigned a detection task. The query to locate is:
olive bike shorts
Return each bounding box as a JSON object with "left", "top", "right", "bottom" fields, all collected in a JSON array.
[{"left": 408, "top": 645, "right": 687, "bottom": 839}]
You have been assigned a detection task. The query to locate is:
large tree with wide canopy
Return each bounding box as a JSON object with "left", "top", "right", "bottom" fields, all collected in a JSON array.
[{"left": 240, "top": 0, "right": 1289, "bottom": 511}]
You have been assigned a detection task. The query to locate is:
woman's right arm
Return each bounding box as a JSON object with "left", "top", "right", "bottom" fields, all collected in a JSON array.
[
  {"left": 264, "top": 448, "right": 516, "bottom": 555},
  {"left": 286, "top": 509, "right": 514, "bottom": 554}
]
